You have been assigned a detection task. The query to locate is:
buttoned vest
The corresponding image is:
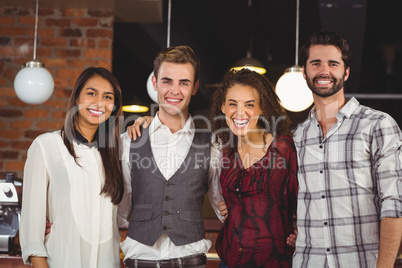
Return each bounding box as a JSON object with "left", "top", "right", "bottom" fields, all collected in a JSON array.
[{"left": 126, "top": 127, "right": 211, "bottom": 246}]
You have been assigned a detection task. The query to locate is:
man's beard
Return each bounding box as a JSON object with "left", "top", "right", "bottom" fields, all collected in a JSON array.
[{"left": 306, "top": 74, "right": 345, "bottom": 97}]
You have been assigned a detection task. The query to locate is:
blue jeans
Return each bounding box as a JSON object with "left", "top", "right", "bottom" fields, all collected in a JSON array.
[{"left": 219, "top": 261, "right": 229, "bottom": 268}]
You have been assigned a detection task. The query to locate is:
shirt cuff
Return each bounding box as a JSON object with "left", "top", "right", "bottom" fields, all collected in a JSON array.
[
  {"left": 22, "top": 242, "right": 48, "bottom": 265},
  {"left": 381, "top": 199, "right": 402, "bottom": 219}
]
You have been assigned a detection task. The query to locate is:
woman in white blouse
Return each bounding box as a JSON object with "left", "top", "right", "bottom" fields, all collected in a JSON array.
[{"left": 20, "top": 67, "right": 124, "bottom": 268}]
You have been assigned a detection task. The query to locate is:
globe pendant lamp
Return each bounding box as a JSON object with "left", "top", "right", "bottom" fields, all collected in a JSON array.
[
  {"left": 275, "top": 0, "right": 313, "bottom": 112},
  {"left": 13, "top": 0, "right": 54, "bottom": 105}
]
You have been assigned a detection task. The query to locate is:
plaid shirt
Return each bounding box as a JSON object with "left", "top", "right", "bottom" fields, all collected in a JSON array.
[{"left": 292, "top": 97, "right": 402, "bottom": 268}]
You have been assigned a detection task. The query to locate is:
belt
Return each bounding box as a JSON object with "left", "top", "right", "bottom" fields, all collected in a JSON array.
[{"left": 125, "top": 253, "right": 207, "bottom": 268}]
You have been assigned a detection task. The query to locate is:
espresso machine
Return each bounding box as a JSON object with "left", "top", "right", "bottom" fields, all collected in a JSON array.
[{"left": 0, "top": 173, "right": 21, "bottom": 253}]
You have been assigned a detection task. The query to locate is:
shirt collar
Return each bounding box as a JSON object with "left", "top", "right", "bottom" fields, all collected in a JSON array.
[
  {"left": 149, "top": 112, "right": 195, "bottom": 135},
  {"left": 308, "top": 97, "right": 360, "bottom": 121},
  {"left": 74, "top": 128, "right": 98, "bottom": 148}
]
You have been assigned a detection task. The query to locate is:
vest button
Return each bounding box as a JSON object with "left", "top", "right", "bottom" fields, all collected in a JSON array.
[
  {"left": 163, "top": 210, "right": 169, "bottom": 216},
  {"left": 165, "top": 196, "right": 170, "bottom": 201},
  {"left": 163, "top": 225, "right": 168, "bottom": 230},
  {"left": 166, "top": 181, "right": 171, "bottom": 186}
]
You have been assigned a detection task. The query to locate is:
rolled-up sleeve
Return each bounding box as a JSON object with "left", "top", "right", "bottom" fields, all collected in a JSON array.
[
  {"left": 20, "top": 139, "right": 49, "bottom": 265},
  {"left": 372, "top": 115, "right": 402, "bottom": 219}
]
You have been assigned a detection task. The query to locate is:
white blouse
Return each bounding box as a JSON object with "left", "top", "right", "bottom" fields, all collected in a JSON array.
[{"left": 20, "top": 131, "right": 120, "bottom": 268}]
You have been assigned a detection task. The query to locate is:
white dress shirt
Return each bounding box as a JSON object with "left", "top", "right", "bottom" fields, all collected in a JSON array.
[
  {"left": 20, "top": 131, "right": 120, "bottom": 268},
  {"left": 118, "top": 114, "right": 223, "bottom": 261}
]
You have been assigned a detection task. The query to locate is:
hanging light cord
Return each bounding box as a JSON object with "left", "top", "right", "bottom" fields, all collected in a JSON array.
[
  {"left": 167, "top": 0, "right": 171, "bottom": 47},
  {"left": 295, "top": 0, "right": 300, "bottom": 66},
  {"left": 33, "top": 0, "right": 39, "bottom": 61}
]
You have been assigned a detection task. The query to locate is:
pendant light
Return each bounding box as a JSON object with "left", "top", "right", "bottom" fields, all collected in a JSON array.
[
  {"left": 13, "top": 0, "right": 54, "bottom": 105},
  {"left": 275, "top": 0, "right": 313, "bottom": 112},
  {"left": 146, "top": 0, "right": 173, "bottom": 104},
  {"left": 230, "top": 0, "right": 266, "bottom": 75}
]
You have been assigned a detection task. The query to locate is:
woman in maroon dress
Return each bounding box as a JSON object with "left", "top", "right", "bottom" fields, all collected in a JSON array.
[{"left": 211, "top": 69, "right": 298, "bottom": 267}]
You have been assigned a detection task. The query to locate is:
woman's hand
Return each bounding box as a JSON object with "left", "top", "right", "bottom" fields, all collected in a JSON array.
[
  {"left": 126, "top": 116, "right": 154, "bottom": 140},
  {"left": 286, "top": 229, "right": 298, "bottom": 248},
  {"left": 218, "top": 199, "right": 228, "bottom": 222}
]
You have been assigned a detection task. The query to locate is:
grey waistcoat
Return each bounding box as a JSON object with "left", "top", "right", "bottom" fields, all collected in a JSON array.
[{"left": 127, "top": 127, "right": 212, "bottom": 246}]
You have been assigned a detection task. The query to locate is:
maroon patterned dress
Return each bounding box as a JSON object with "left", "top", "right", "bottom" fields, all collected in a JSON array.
[{"left": 216, "top": 135, "right": 298, "bottom": 268}]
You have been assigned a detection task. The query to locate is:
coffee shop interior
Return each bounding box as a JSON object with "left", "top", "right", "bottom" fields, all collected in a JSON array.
[{"left": 0, "top": 0, "right": 401, "bottom": 267}]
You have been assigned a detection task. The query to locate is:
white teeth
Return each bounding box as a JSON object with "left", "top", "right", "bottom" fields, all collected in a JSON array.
[
  {"left": 317, "top": 80, "right": 331, "bottom": 84},
  {"left": 167, "top": 98, "right": 180, "bottom": 103},
  {"left": 233, "top": 119, "right": 249, "bottom": 126},
  {"left": 89, "top": 109, "right": 103, "bottom": 115}
]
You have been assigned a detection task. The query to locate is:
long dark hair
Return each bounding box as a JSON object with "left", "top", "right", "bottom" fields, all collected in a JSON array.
[
  {"left": 60, "top": 67, "right": 124, "bottom": 205},
  {"left": 210, "top": 68, "right": 291, "bottom": 152}
]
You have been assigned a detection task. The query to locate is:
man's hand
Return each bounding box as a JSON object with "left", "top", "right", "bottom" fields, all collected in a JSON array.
[
  {"left": 218, "top": 199, "right": 228, "bottom": 222},
  {"left": 126, "top": 116, "right": 153, "bottom": 140},
  {"left": 286, "top": 229, "right": 298, "bottom": 248}
]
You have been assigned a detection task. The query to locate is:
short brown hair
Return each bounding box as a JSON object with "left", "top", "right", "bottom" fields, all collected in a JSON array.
[{"left": 153, "top": 45, "right": 200, "bottom": 84}]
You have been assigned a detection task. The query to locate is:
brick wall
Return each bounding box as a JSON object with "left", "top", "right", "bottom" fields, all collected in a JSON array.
[{"left": 0, "top": 6, "right": 114, "bottom": 179}]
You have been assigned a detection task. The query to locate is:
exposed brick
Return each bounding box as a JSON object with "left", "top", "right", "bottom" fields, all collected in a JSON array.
[
  {"left": 24, "top": 109, "right": 50, "bottom": 118},
  {"left": 0, "top": 140, "right": 8, "bottom": 148},
  {"left": 37, "top": 120, "right": 63, "bottom": 130},
  {"left": 0, "top": 46, "right": 24, "bottom": 57},
  {"left": 41, "top": 38, "right": 67, "bottom": 47},
  {"left": 0, "top": 130, "right": 24, "bottom": 139},
  {"left": 10, "top": 141, "right": 32, "bottom": 150},
  {"left": 18, "top": 16, "right": 35, "bottom": 25},
  {"left": 63, "top": 9, "right": 85, "bottom": 17},
  {"left": 0, "top": 77, "right": 7, "bottom": 86},
  {"left": 98, "top": 39, "right": 111, "bottom": 48},
  {"left": 38, "top": 8, "right": 55, "bottom": 16},
  {"left": 0, "top": 88, "right": 16, "bottom": 97},
  {"left": 87, "top": 9, "right": 113, "bottom": 18},
  {"left": 5, "top": 161, "right": 25, "bottom": 171},
  {"left": 67, "top": 59, "right": 96, "bottom": 68},
  {"left": 55, "top": 48, "right": 81, "bottom": 58},
  {"left": 70, "top": 38, "right": 95, "bottom": 48},
  {"left": 8, "top": 98, "right": 28, "bottom": 108},
  {"left": 45, "top": 18, "right": 71, "bottom": 27},
  {"left": 56, "top": 68, "right": 82, "bottom": 79},
  {"left": 11, "top": 120, "right": 32, "bottom": 129},
  {"left": 44, "top": 99, "right": 69, "bottom": 109},
  {"left": 84, "top": 49, "right": 111, "bottom": 59},
  {"left": 54, "top": 88, "right": 72, "bottom": 98},
  {"left": 32, "top": 28, "right": 54, "bottom": 37},
  {"left": 73, "top": 18, "right": 98, "bottom": 27},
  {"left": 0, "top": 109, "right": 23, "bottom": 117},
  {"left": 54, "top": 78, "right": 68, "bottom": 88},
  {"left": 43, "top": 58, "right": 67, "bottom": 67},
  {"left": 52, "top": 110, "right": 67, "bottom": 119},
  {"left": 0, "top": 150, "right": 19, "bottom": 159},
  {"left": 97, "top": 60, "right": 112, "bottom": 70},
  {"left": 0, "top": 27, "right": 26, "bottom": 36},
  {"left": 35, "top": 47, "right": 52, "bottom": 57},
  {"left": 4, "top": 66, "right": 16, "bottom": 82},
  {"left": 4, "top": 7, "right": 30, "bottom": 16},
  {"left": 0, "top": 98, "right": 8, "bottom": 107},
  {"left": 99, "top": 18, "right": 113, "bottom": 28},
  {"left": 0, "top": 120, "right": 8, "bottom": 128},
  {"left": 0, "top": 16, "right": 15, "bottom": 25},
  {"left": 60, "top": 28, "right": 82, "bottom": 37},
  {"left": 25, "top": 130, "right": 46, "bottom": 139},
  {"left": 0, "top": 37, "right": 11, "bottom": 46},
  {"left": 86, "top": 29, "right": 113, "bottom": 39},
  {"left": 13, "top": 37, "right": 34, "bottom": 47}
]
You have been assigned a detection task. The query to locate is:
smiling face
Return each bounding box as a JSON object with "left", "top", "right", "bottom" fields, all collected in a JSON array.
[
  {"left": 76, "top": 75, "right": 115, "bottom": 129},
  {"left": 221, "top": 84, "right": 263, "bottom": 137},
  {"left": 303, "top": 44, "right": 350, "bottom": 98},
  {"left": 153, "top": 62, "right": 198, "bottom": 121}
]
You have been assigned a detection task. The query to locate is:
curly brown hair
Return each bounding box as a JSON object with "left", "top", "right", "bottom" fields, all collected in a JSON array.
[{"left": 210, "top": 68, "right": 291, "bottom": 151}]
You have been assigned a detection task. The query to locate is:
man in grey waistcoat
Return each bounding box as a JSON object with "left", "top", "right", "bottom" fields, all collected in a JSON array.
[{"left": 118, "top": 46, "right": 224, "bottom": 268}]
